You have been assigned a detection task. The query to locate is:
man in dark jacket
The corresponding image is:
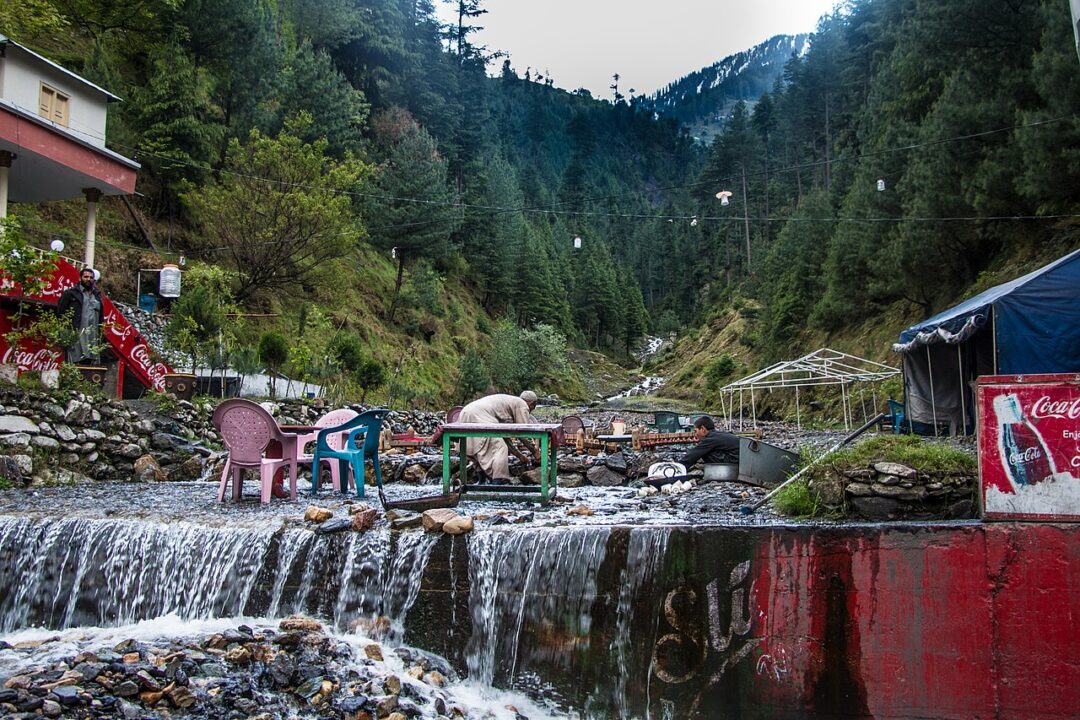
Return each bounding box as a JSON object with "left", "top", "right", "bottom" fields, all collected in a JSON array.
[
  {"left": 678, "top": 416, "right": 739, "bottom": 466},
  {"left": 57, "top": 268, "right": 104, "bottom": 363}
]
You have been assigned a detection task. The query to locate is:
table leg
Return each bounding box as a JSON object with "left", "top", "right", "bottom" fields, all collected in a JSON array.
[
  {"left": 548, "top": 435, "right": 558, "bottom": 500},
  {"left": 442, "top": 433, "right": 452, "bottom": 494},
  {"left": 459, "top": 436, "right": 467, "bottom": 487},
  {"left": 539, "top": 435, "right": 548, "bottom": 502}
]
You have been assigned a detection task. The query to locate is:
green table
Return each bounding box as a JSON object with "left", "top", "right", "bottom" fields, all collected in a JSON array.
[{"left": 441, "top": 422, "right": 562, "bottom": 503}]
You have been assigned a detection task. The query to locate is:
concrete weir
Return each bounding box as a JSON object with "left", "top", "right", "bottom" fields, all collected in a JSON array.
[{"left": 1, "top": 511, "right": 1078, "bottom": 719}]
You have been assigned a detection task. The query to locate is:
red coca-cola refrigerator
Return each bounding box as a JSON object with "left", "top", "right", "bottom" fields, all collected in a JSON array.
[{"left": 977, "top": 374, "right": 1080, "bottom": 521}]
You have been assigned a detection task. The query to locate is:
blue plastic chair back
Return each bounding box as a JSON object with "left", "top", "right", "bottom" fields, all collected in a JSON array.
[
  {"left": 312, "top": 408, "right": 390, "bottom": 497},
  {"left": 887, "top": 399, "right": 905, "bottom": 434}
]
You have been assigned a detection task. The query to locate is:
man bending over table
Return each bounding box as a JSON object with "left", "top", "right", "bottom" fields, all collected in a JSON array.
[{"left": 458, "top": 391, "right": 541, "bottom": 483}]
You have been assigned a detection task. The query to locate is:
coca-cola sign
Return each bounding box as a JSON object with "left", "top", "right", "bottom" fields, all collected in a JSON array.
[
  {"left": 1031, "top": 395, "right": 1080, "bottom": 420},
  {"left": 979, "top": 374, "right": 1080, "bottom": 522},
  {"left": 0, "top": 346, "right": 61, "bottom": 371},
  {"left": 1, "top": 257, "right": 174, "bottom": 391}
]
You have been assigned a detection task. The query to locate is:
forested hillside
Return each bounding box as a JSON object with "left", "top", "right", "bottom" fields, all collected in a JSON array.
[
  {"left": 2, "top": 0, "right": 1079, "bottom": 407},
  {"left": 645, "top": 0, "right": 1080, "bottom": 401}
]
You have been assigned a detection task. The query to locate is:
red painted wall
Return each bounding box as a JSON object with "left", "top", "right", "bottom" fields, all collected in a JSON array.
[{"left": 749, "top": 525, "right": 1080, "bottom": 719}]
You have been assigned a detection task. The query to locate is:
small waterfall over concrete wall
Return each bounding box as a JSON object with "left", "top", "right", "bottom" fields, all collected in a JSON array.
[
  {"left": 0, "top": 516, "right": 437, "bottom": 637},
  {"left": 461, "top": 526, "right": 671, "bottom": 717}
]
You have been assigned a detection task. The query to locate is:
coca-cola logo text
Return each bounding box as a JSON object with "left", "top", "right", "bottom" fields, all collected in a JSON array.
[
  {"left": 1, "top": 346, "right": 61, "bottom": 371},
  {"left": 1009, "top": 446, "right": 1043, "bottom": 465},
  {"left": 1031, "top": 395, "right": 1080, "bottom": 420}
]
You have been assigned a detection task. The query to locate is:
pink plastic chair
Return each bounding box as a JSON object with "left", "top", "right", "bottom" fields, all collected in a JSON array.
[
  {"left": 296, "top": 408, "right": 358, "bottom": 492},
  {"left": 212, "top": 399, "right": 298, "bottom": 504}
]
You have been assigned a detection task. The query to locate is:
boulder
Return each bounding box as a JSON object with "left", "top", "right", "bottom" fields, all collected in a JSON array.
[
  {"left": 442, "top": 516, "right": 474, "bottom": 535},
  {"left": 304, "top": 506, "right": 333, "bottom": 523},
  {"left": 133, "top": 455, "right": 165, "bottom": 482},
  {"left": 421, "top": 508, "right": 459, "bottom": 532},
  {"left": 351, "top": 508, "right": 378, "bottom": 532},
  {"left": 401, "top": 464, "right": 427, "bottom": 484},
  {"left": 872, "top": 462, "right": 918, "bottom": 479},
  {"left": 315, "top": 517, "right": 353, "bottom": 534},
  {"left": 604, "top": 452, "right": 628, "bottom": 474},
  {"left": 558, "top": 473, "right": 585, "bottom": 488},
  {"left": 279, "top": 617, "right": 323, "bottom": 633},
  {"left": 0, "top": 416, "right": 39, "bottom": 434},
  {"left": 0, "top": 432, "right": 30, "bottom": 447},
  {"left": 586, "top": 465, "right": 624, "bottom": 486}
]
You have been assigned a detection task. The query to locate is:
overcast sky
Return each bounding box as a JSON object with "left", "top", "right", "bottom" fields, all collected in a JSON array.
[{"left": 436, "top": 0, "right": 838, "bottom": 98}]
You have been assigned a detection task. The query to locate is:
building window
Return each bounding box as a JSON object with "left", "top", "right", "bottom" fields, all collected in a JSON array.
[{"left": 38, "top": 84, "right": 69, "bottom": 126}]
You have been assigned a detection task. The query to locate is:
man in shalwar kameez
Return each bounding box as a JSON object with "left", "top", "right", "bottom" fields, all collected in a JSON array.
[{"left": 458, "top": 390, "right": 541, "bottom": 482}]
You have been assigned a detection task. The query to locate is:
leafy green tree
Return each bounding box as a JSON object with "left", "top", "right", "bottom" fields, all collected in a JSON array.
[
  {"left": 129, "top": 43, "right": 223, "bottom": 201},
  {"left": 455, "top": 348, "right": 489, "bottom": 402},
  {"left": 258, "top": 332, "right": 289, "bottom": 398},
  {"left": 165, "top": 282, "right": 226, "bottom": 373},
  {"left": 272, "top": 41, "right": 369, "bottom": 158},
  {"left": 354, "top": 356, "right": 387, "bottom": 403},
  {"left": 182, "top": 114, "right": 369, "bottom": 302},
  {"left": 363, "top": 111, "right": 459, "bottom": 322}
]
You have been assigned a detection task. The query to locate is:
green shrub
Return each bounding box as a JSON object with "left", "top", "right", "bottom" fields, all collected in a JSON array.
[
  {"left": 771, "top": 478, "right": 820, "bottom": 517},
  {"left": 705, "top": 354, "right": 736, "bottom": 389}
]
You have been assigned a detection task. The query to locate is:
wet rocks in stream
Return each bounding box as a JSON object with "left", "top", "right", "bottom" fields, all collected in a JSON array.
[{"left": 0, "top": 618, "right": 469, "bottom": 720}]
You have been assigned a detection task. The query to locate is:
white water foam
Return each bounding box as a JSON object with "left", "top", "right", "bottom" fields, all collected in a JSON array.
[{"left": 0, "top": 615, "right": 570, "bottom": 719}]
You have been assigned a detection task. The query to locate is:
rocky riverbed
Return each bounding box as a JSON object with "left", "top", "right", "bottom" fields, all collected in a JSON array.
[{"left": 0, "top": 616, "right": 554, "bottom": 720}]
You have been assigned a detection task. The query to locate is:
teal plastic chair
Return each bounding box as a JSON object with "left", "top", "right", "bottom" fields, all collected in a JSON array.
[
  {"left": 887, "top": 400, "right": 906, "bottom": 434},
  {"left": 311, "top": 409, "right": 390, "bottom": 498}
]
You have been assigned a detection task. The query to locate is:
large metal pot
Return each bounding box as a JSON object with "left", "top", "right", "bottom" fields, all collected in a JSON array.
[{"left": 703, "top": 463, "right": 739, "bottom": 482}]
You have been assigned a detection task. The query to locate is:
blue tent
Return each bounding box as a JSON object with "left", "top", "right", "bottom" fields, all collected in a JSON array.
[{"left": 893, "top": 248, "right": 1080, "bottom": 432}]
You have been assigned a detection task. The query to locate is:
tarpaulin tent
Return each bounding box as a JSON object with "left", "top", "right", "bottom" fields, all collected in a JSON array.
[{"left": 892, "top": 248, "right": 1080, "bottom": 433}]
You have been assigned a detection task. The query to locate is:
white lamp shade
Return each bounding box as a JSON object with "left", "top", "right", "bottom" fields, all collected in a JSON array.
[
  {"left": 159, "top": 264, "right": 182, "bottom": 297},
  {"left": 50, "top": 239, "right": 65, "bottom": 252}
]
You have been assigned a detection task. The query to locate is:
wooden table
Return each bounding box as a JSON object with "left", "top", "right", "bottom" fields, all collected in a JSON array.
[{"left": 440, "top": 422, "right": 562, "bottom": 504}]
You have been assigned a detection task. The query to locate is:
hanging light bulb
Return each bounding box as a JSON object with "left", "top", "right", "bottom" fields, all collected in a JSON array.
[
  {"left": 49, "top": 238, "right": 65, "bottom": 252},
  {"left": 716, "top": 190, "right": 733, "bottom": 207},
  {"left": 391, "top": 246, "right": 397, "bottom": 259},
  {"left": 876, "top": 178, "right": 886, "bottom": 192},
  {"left": 690, "top": 217, "right": 698, "bottom": 227},
  {"left": 573, "top": 236, "right": 582, "bottom": 249}
]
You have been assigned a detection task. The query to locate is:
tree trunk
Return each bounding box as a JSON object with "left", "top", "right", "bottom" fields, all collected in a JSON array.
[{"left": 388, "top": 254, "right": 406, "bottom": 323}]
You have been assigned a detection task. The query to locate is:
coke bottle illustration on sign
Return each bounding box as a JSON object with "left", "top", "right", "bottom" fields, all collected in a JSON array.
[{"left": 994, "top": 393, "right": 1056, "bottom": 490}]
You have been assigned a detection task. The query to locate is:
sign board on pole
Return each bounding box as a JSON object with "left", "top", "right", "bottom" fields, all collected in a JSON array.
[{"left": 977, "top": 374, "right": 1080, "bottom": 521}]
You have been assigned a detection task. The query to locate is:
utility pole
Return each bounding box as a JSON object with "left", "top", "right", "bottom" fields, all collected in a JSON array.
[{"left": 741, "top": 165, "right": 752, "bottom": 273}]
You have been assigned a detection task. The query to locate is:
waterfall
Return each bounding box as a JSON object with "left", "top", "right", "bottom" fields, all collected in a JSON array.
[{"left": 0, "top": 516, "right": 437, "bottom": 638}]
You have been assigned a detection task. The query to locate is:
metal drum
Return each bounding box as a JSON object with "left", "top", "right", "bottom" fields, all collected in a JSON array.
[{"left": 738, "top": 438, "right": 800, "bottom": 488}]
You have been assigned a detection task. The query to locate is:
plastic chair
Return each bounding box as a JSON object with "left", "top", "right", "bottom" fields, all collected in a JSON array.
[
  {"left": 212, "top": 399, "right": 298, "bottom": 504},
  {"left": 311, "top": 409, "right": 390, "bottom": 498},
  {"left": 653, "top": 411, "right": 682, "bottom": 433},
  {"left": 887, "top": 400, "right": 906, "bottom": 434},
  {"left": 296, "top": 408, "right": 358, "bottom": 492}
]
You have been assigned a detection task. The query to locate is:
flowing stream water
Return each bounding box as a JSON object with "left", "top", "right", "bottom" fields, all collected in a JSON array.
[{"left": 0, "top": 513, "right": 676, "bottom": 718}]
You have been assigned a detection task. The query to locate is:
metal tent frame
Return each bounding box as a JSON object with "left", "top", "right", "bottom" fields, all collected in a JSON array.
[{"left": 718, "top": 348, "right": 900, "bottom": 430}]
